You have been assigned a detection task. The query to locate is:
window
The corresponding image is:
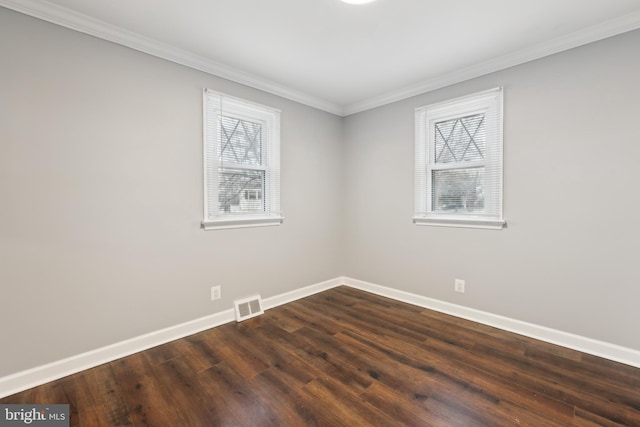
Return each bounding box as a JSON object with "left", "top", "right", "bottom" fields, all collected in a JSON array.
[
  {"left": 414, "top": 87, "right": 505, "bottom": 229},
  {"left": 202, "top": 90, "right": 282, "bottom": 230}
]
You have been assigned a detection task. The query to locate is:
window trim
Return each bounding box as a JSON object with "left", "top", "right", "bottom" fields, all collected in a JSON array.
[
  {"left": 202, "top": 90, "right": 283, "bottom": 231},
  {"left": 414, "top": 87, "right": 505, "bottom": 230}
]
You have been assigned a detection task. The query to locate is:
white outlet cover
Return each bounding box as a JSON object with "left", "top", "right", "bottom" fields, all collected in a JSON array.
[
  {"left": 455, "top": 279, "right": 465, "bottom": 293},
  {"left": 211, "top": 286, "right": 221, "bottom": 300}
]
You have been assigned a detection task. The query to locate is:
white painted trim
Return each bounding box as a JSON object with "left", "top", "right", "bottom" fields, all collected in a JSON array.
[
  {"left": 343, "top": 10, "right": 640, "bottom": 115},
  {"left": 0, "top": 277, "right": 342, "bottom": 399},
  {"left": 2, "top": 1, "right": 640, "bottom": 116},
  {"left": 413, "top": 217, "right": 506, "bottom": 230},
  {"left": 202, "top": 90, "right": 283, "bottom": 230},
  {"left": 1, "top": 275, "right": 639, "bottom": 398},
  {"left": 1, "top": 272, "right": 638, "bottom": 398},
  {"left": 414, "top": 87, "right": 504, "bottom": 229},
  {"left": 0, "top": 0, "right": 344, "bottom": 116},
  {"left": 0, "top": 309, "right": 235, "bottom": 399},
  {"left": 340, "top": 276, "right": 640, "bottom": 369},
  {"left": 202, "top": 217, "right": 284, "bottom": 230},
  {"left": 262, "top": 277, "right": 343, "bottom": 310}
]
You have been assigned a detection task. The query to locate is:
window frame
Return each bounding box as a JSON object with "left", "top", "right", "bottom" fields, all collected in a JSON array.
[
  {"left": 202, "top": 90, "right": 282, "bottom": 230},
  {"left": 414, "top": 88, "right": 505, "bottom": 230}
]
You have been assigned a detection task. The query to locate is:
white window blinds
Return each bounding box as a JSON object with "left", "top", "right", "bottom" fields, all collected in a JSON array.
[
  {"left": 203, "top": 90, "right": 282, "bottom": 230},
  {"left": 414, "top": 88, "right": 505, "bottom": 229}
]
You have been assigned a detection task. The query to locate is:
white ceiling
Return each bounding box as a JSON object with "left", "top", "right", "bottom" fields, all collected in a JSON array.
[{"left": 4, "top": 0, "right": 640, "bottom": 115}]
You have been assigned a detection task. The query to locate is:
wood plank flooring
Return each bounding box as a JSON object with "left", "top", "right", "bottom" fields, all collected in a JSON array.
[{"left": 2, "top": 286, "right": 640, "bottom": 426}]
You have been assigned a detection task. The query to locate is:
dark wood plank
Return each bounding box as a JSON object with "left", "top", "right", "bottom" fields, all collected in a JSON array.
[
  {"left": 301, "top": 375, "right": 399, "bottom": 426},
  {"left": 2, "top": 286, "right": 640, "bottom": 426},
  {"left": 61, "top": 364, "right": 133, "bottom": 427},
  {"left": 573, "top": 407, "right": 629, "bottom": 427},
  {"left": 280, "top": 301, "right": 344, "bottom": 335},
  {"left": 109, "top": 352, "right": 197, "bottom": 426},
  {"left": 338, "top": 328, "right": 575, "bottom": 425},
  {"left": 197, "top": 361, "right": 278, "bottom": 426},
  {"left": 248, "top": 365, "right": 324, "bottom": 426}
]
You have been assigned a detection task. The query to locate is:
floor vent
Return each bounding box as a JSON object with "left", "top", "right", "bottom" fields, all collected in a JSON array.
[{"left": 234, "top": 295, "right": 264, "bottom": 322}]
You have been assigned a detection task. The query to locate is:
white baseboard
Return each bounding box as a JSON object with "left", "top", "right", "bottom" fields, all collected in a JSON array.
[
  {"left": 0, "top": 277, "right": 342, "bottom": 399},
  {"left": 0, "top": 309, "right": 236, "bottom": 399},
  {"left": 2, "top": 275, "right": 639, "bottom": 399},
  {"left": 262, "top": 277, "right": 343, "bottom": 310},
  {"left": 340, "top": 276, "right": 640, "bottom": 369}
]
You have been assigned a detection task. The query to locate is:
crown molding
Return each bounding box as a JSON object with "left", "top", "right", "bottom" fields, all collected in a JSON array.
[
  {"left": 0, "top": 0, "right": 345, "bottom": 116},
  {"left": 2, "top": 1, "right": 639, "bottom": 117},
  {"left": 343, "top": 9, "right": 640, "bottom": 116}
]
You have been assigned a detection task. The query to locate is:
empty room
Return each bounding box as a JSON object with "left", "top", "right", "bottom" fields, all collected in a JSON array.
[{"left": 1, "top": 0, "right": 640, "bottom": 425}]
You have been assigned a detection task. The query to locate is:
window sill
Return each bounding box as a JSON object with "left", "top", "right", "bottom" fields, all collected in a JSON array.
[
  {"left": 202, "top": 216, "right": 284, "bottom": 230},
  {"left": 413, "top": 216, "right": 506, "bottom": 230}
]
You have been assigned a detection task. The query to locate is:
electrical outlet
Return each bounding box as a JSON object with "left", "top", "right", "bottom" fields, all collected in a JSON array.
[
  {"left": 211, "top": 286, "right": 221, "bottom": 301},
  {"left": 454, "top": 279, "right": 465, "bottom": 293}
]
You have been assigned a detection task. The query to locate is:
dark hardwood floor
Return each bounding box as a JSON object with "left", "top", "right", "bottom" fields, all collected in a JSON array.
[{"left": 3, "top": 286, "right": 640, "bottom": 426}]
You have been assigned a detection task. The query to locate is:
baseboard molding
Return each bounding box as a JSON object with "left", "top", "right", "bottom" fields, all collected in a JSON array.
[
  {"left": 262, "top": 277, "right": 343, "bottom": 310},
  {"left": 2, "top": 275, "right": 639, "bottom": 398},
  {"left": 0, "top": 277, "right": 342, "bottom": 399},
  {"left": 340, "top": 276, "right": 640, "bottom": 369}
]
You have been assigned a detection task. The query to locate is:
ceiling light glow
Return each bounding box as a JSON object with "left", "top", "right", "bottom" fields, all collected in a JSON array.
[{"left": 341, "top": 0, "right": 376, "bottom": 4}]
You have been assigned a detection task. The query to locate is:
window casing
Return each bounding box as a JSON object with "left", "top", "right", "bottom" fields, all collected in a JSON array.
[
  {"left": 202, "top": 90, "right": 282, "bottom": 230},
  {"left": 414, "top": 88, "right": 505, "bottom": 229}
]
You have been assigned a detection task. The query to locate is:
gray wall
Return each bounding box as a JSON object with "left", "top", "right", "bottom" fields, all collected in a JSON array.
[
  {"left": 343, "top": 28, "right": 640, "bottom": 351},
  {"left": 0, "top": 8, "right": 344, "bottom": 377},
  {"left": 2, "top": 5, "right": 640, "bottom": 380}
]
